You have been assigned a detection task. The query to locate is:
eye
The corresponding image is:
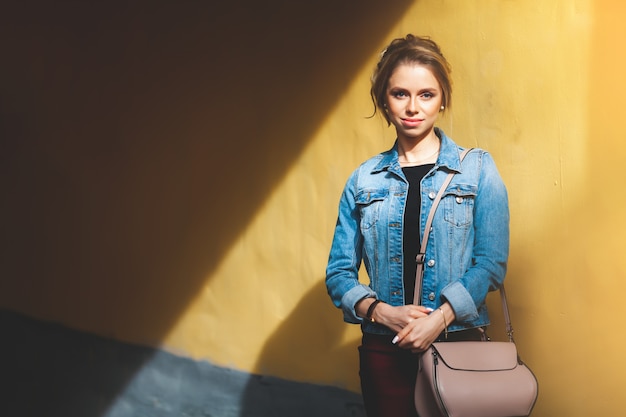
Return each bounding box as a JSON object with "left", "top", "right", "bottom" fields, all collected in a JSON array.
[
  {"left": 390, "top": 90, "right": 408, "bottom": 98},
  {"left": 421, "top": 91, "right": 435, "bottom": 99}
]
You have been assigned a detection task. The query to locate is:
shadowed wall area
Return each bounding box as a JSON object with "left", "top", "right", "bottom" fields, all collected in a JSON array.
[
  {"left": 0, "top": 0, "right": 411, "bottom": 415},
  {"left": 0, "top": 0, "right": 409, "bottom": 341}
]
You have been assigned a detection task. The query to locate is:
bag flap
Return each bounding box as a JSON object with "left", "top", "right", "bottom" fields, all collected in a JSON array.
[{"left": 432, "top": 341, "right": 519, "bottom": 371}]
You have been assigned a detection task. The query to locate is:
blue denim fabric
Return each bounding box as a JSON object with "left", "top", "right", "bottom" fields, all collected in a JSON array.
[{"left": 325, "top": 128, "right": 509, "bottom": 335}]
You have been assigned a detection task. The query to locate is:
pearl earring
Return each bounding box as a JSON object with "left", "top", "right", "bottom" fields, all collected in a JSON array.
[{"left": 440, "top": 105, "right": 445, "bottom": 111}]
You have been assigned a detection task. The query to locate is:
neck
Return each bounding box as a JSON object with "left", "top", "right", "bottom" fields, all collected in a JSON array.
[{"left": 397, "top": 132, "right": 440, "bottom": 166}]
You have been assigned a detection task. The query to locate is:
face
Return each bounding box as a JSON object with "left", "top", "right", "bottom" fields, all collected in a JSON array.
[{"left": 385, "top": 63, "right": 443, "bottom": 143}]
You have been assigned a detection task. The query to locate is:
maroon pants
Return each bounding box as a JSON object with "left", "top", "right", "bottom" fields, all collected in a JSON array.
[{"left": 358, "top": 329, "right": 485, "bottom": 417}]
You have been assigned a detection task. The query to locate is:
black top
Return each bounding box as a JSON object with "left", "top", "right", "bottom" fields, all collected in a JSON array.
[{"left": 402, "top": 164, "right": 434, "bottom": 305}]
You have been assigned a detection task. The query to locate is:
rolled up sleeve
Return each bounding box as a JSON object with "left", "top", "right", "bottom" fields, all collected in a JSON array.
[{"left": 326, "top": 170, "right": 377, "bottom": 324}]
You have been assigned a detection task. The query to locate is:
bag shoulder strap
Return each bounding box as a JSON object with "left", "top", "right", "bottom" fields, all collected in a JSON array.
[
  {"left": 413, "top": 148, "right": 472, "bottom": 304},
  {"left": 412, "top": 148, "right": 516, "bottom": 342}
]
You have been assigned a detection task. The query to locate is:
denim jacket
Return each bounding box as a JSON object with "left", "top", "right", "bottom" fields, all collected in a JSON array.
[{"left": 325, "top": 128, "right": 509, "bottom": 335}]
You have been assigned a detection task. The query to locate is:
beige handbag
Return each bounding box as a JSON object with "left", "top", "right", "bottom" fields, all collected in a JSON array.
[{"left": 413, "top": 149, "right": 538, "bottom": 417}]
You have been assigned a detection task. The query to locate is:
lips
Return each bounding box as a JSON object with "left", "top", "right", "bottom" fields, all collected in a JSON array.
[{"left": 402, "top": 118, "right": 424, "bottom": 127}]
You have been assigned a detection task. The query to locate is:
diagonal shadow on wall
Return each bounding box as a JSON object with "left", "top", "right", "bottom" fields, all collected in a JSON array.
[
  {"left": 241, "top": 280, "right": 366, "bottom": 417},
  {"left": 0, "top": 0, "right": 413, "bottom": 415}
]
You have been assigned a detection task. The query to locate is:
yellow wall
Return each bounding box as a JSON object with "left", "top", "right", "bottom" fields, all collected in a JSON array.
[{"left": 2, "top": 1, "right": 626, "bottom": 416}]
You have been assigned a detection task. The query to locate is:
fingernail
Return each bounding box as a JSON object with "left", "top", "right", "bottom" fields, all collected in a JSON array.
[
  {"left": 392, "top": 335, "right": 399, "bottom": 344},
  {"left": 426, "top": 307, "right": 434, "bottom": 312}
]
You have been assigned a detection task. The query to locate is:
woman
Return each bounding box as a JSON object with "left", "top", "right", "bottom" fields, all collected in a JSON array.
[{"left": 325, "top": 35, "right": 509, "bottom": 417}]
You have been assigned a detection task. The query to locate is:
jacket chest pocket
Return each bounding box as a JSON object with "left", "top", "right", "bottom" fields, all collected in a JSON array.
[
  {"left": 356, "top": 189, "right": 388, "bottom": 230},
  {"left": 442, "top": 184, "right": 476, "bottom": 227}
]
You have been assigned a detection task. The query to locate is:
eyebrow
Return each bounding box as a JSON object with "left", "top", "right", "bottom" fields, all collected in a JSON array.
[{"left": 387, "top": 87, "right": 439, "bottom": 94}]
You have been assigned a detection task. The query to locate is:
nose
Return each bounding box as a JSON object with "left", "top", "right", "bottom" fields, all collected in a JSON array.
[{"left": 407, "top": 97, "right": 418, "bottom": 114}]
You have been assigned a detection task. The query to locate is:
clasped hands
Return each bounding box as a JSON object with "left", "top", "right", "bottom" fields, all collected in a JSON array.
[{"left": 369, "top": 302, "right": 448, "bottom": 353}]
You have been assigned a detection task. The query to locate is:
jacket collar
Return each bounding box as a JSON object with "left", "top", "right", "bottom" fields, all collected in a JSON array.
[{"left": 372, "top": 128, "right": 464, "bottom": 174}]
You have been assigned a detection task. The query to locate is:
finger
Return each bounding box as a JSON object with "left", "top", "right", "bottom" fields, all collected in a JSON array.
[
  {"left": 392, "top": 328, "right": 407, "bottom": 345},
  {"left": 392, "top": 318, "right": 418, "bottom": 345},
  {"left": 392, "top": 325, "right": 410, "bottom": 345},
  {"left": 408, "top": 310, "right": 424, "bottom": 319},
  {"left": 407, "top": 306, "right": 433, "bottom": 318}
]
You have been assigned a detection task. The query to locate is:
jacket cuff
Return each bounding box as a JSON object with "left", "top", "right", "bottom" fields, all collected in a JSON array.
[
  {"left": 341, "top": 285, "right": 377, "bottom": 324},
  {"left": 441, "top": 281, "right": 479, "bottom": 322}
]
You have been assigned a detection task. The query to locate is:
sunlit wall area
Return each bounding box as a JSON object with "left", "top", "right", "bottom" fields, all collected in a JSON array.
[{"left": 1, "top": 1, "right": 626, "bottom": 416}]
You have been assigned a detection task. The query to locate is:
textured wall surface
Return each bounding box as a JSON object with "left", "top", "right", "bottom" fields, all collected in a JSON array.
[{"left": 2, "top": 0, "right": 626, "bottom": 416}]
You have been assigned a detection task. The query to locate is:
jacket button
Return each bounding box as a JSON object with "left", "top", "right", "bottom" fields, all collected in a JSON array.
[
  {"left": 428, "top": 191, "right": 436, "bottom": 200},
  {"left": 456, "top": 196, "right": 463, "bottom": 204},
  {"left": 427, "top": 259, "right": 435, "bottom": 267},
  {"left": 428, "top": 292, "right": 436, "bottom": 301}
]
